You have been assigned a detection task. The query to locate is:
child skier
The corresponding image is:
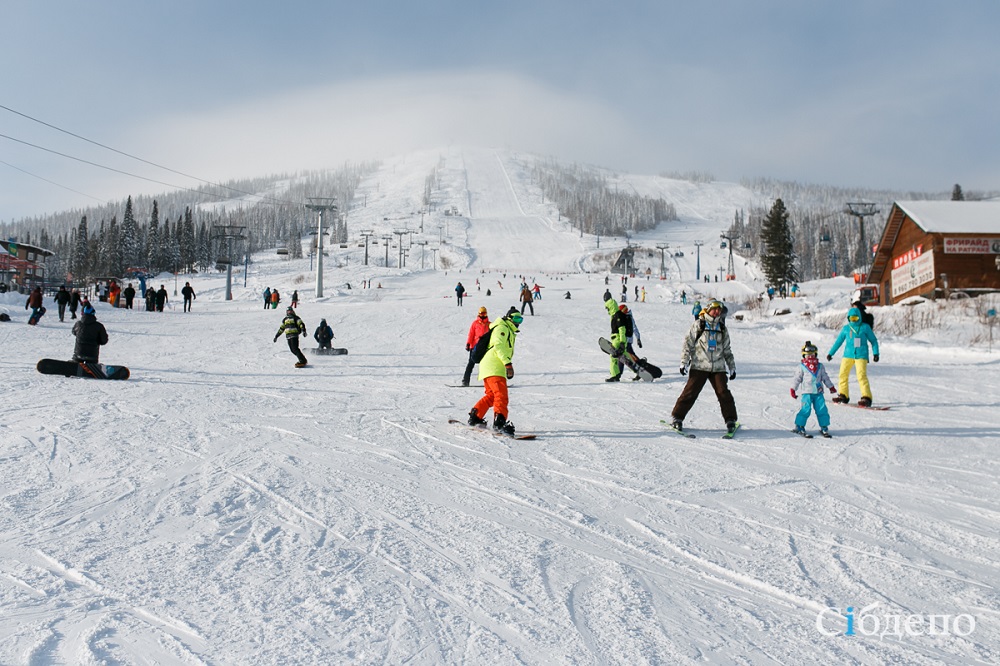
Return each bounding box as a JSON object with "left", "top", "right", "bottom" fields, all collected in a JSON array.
[
  {"left": 826, "top": 306, "right": 880, "bottom": 407},
  {"left": 791, "top": 341, "right": 837, "bottom": 437}
]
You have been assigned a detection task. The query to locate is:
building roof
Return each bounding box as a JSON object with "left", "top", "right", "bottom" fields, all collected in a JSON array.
[{"left": 895, "top": 201, "right": 1000, "bottom": 234}]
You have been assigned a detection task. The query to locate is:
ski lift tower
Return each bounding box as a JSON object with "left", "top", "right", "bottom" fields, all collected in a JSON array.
[
  {"left": 720, "top": 233, "right": 738, "bottom": 280},
  {"left": 305, "top": 198, "right": 338, "bottom": 298},
  {"left": 655, "top": 243, "right": 670, "bottom": 279},
  {"left": 845, "top": 202, "right": 879, "bottom": 277},
  {"left": 211, "top": 224, "right": 247, "bottom": 301},
  {"left": 359, "top": 229, "right": 375, "bottom": 266},
  {"left": 694, "top": 241, "right": 704, "bottom": 281}
]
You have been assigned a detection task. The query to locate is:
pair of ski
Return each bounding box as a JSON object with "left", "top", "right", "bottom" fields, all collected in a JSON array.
[
  {"left": 792, "top": 428, "right": 832, "bottom": 439},
  {"left": 447, "top": 419, "right": 537, "bottom": 440},
  {"left": 660, "top": 420, "right": 740, "bottom": 440}
]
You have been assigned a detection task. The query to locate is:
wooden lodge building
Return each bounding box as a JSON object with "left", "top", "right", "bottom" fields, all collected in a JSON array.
[{"left": 867, "top": 201, "right": 1000, "bottom": 305}]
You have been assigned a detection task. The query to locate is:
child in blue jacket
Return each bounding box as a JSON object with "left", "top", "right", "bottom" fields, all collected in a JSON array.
[
  {"left": 827, "top": 306, "right": 880, "bottom": 407},
  {"left": 791, "top": 341, "right": 837, "bottom": 437}
]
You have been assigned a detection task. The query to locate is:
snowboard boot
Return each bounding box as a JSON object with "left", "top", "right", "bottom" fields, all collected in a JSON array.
[
  {"left": 631, "top": 374, "right": 642, "bottom": 381},
  {"left": 857, "top": 396, "right": 872, "bottom": 408},
  {"left": 820, "top": 427, "right": 831, "bottom": 438},
  {"left": 468, "top": 409, "right": 487, "bottom": 427},
  {"left": 493, "top": 413, "right": 515, "bottom": 436},
  {"left": 605, "top": 374, "right": 621, "bottom": 382},
  {"left": 670, "top": 419, "right": 684, "bottom": 432},
  {"left": 832, "top": 393, "right": 849, "bottom": 404},
  {"left": 295, "top": 362, "right": 307, "bottom": 368},
  {"left": 726, "top": 421, "right": 738, "bottom": 436}
]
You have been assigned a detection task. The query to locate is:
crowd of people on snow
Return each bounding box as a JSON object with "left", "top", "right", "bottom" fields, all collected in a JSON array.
[
  {"left": 457, "top": 278, "right": 880, "bottom": 438},
  {"left": 15, "top": 268, "right": 880, "bottom": 439}
]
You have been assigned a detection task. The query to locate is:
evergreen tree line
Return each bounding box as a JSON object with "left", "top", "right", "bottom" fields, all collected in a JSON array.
[
  {"left": 1, "top": 162, "right": 378, "bottom": 284},
  {"left": 531, "top": 159, "right": 678, "bottom": 236}
]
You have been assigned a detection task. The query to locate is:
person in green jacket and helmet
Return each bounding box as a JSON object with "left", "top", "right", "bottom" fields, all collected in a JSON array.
[{"left": 468, "top": 308, "right": 523, "bottom": 435}]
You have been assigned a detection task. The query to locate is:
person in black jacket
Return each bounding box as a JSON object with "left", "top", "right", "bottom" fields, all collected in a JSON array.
[
  {"left": 155, "top": 285, "right": 168, "bottom": 312},
  {"left": 144, "top": 286, "right": 156, "bottom": 312},
  {"left": 123, "top": 283, "right": 136, "bottom": 309},
  {"left": 181, "top": 282, "right": 196, "bottom": 312},
  {"left": 54, "top": 285, "right": 71, "bottom": 322},
  {"left": 69, "top": 288, "right": 82, "bottom": 319},
  {"left": 72, "top": 302, "right": 109, "bottom": 362},
  {"left": 850, "top": 291, "right": 876, "bottom": 331},
  {"left": 314, "top": 318, "right": 334, "bottom": 349}
]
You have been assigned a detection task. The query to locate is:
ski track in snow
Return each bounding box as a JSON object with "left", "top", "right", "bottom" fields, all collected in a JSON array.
[{"left": 1, "top": 147, "right": 998, "bottom": 664}]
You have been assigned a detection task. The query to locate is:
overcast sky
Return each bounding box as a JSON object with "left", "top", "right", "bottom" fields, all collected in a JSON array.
[{"left": 2, "top": 0, "right": 998, "bottom": 221}]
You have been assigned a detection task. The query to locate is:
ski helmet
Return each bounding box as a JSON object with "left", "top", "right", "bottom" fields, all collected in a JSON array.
[
  {"left": 801, "top": 341, "right": 818, "bottom": 357},
  {"left": 706, "top": 300, "right": 724, "bottom": 313}
]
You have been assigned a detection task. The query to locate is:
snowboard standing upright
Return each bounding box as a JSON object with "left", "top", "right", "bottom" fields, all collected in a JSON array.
[{"left": 598, "top": 337, "right": 662, "bottom": 381}]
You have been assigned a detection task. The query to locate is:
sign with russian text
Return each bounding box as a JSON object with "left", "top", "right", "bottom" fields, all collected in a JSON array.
[
  {"left": 892, "top": 245, "right": 923, "bottom": 270},
  {"left": 891, "top": 250, "right": 935, "bottom": 298},
  {"left": 943, "top": 238, "right": 1000, "bottom": 254}
]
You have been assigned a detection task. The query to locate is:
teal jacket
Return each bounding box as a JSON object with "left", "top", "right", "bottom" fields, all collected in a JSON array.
[{"left": 828, "top": 307, "right": 879, "bottom": 360}]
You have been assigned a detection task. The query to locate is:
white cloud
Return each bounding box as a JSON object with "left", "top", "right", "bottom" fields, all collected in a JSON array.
[{"left": 134, "top": 71, "right": 635, "bottom": 184}]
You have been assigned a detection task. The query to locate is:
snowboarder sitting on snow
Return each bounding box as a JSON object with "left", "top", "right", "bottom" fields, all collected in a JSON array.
[
  {"left": 670, "top": 300, "right": 738, "bottom": 436},
  {"left": 72, "top": 302, "right": 108, "bottom": 363},
  {"left": 826, "top": 306, "right": 879, "bottom": 407},
  {"left": 468, "top": 307, "right": 523, "bottom": 435},
  {"left": 314, "top": 319, "right": 334, "bottom": 349},
  {"left": 791, "top": 341, "right": 837, "bottom": 436},
  {"left": 461, "top": 306, "right": 490, "bottom": 386},
  {"left": 274, "top": 306, "right": 308, "bottom": 367}
]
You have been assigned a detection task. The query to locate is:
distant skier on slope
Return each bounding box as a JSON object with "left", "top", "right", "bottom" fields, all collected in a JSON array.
[
  {"left": 468, "top": 308, "right": 523, "bottom": 435},
  {"left": 827, "top": 306, "right": 879, "bottom": 407}
]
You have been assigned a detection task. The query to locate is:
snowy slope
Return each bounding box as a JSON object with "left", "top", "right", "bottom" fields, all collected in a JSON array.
[{"left": 1, "top": 152, "right": 998, "bottom": 665}]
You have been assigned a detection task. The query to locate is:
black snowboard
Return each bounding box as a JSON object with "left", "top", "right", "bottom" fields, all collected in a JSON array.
[
  {"left": 37, "top": 358, "right": 131, "bottom": 380},
  {"left": 314, "top": 347, "right": 348, "bottom": 355},
  {"left": 598, "top": 337, "right": 662, "bottom": 381}
]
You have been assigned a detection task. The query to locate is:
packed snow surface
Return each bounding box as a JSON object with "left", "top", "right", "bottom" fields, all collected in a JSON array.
[{"left": 1, "top": 148, "right": 998, "bottom": 665}]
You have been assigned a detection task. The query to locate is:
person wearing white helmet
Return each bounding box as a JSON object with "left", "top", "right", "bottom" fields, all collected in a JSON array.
[{"left": 670, "top": 299, "right": 738, "bottom": 436}]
